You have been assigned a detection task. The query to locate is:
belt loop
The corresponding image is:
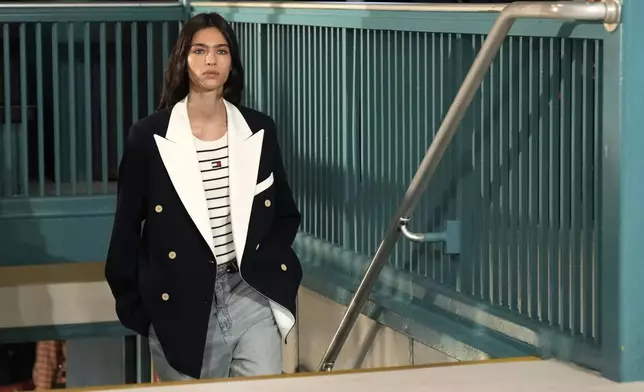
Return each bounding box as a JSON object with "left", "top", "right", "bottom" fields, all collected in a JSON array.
[{"left": 225, "top": 260, "right": 239, "bottom": 274}]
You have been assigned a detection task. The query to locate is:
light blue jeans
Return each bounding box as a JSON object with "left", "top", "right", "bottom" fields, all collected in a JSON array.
[{"left": 149, "top": 264, "right": 282, "bottom": 381}]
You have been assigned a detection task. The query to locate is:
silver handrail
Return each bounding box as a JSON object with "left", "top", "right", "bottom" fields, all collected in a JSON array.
[
  {"left": 317, "top": 0, "right": 621, "bottom": 373},
  {"left": 0, "top": 2, "right": 179, "bottom": 8}
]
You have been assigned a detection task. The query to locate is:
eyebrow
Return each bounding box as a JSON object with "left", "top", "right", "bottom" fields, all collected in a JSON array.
[{"left": 191, "top": 43, "right": 229, "bottom": 49}]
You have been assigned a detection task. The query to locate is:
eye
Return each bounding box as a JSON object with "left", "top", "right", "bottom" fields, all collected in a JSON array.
[
  {"left": 217, "top": 49, "right": 228, "bottom": 55},
  {"left": 192, "top": 48, "right": 205, "bottom": 55}
]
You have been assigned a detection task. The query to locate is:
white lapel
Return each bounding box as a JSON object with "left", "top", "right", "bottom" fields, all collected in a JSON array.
[
  {"left": 154, "top": 98, "right": 215, "bottom": 258},
  {"left": 225, "top": 100, "right": 264, "bottom": 267}
]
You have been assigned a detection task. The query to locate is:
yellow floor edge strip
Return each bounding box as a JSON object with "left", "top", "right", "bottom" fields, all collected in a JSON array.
[{"left": 64, "top": 356, "right": 540, "bottom": 392}]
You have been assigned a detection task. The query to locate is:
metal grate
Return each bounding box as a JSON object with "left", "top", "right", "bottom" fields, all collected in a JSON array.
[
  {"left": 0, "top": 12, "right": 183, "bottom": 197},
  {"left": 234, "top": 23, "right": 602, "bottom": 343}
]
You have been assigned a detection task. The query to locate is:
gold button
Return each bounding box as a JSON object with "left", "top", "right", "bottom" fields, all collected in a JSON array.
[
  {"left": 168, "top": 251, "right": 176, "bottom": 260},
  {"left": 155, "top": 205, "right": 163, "bottom": 213},
  {"left": 281, "top": 264, "right": 287, "bottom": 271},
  {"left": 161, "top": 293, "right": 170, "bottom": 301},
  {"left": 264, "top": 199, "right": 271, "bottom": 207}
]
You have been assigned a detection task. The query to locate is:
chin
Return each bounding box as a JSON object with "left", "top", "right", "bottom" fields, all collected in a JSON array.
[{"left": 196, "top": 82, "right": 224, "bottom": 94}]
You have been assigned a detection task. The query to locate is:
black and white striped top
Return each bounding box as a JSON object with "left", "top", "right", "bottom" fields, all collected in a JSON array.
[{"left": 194, "top": 134, "right": 236, "bottom": 265}]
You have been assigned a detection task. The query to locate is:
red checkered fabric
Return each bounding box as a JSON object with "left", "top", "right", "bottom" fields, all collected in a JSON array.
[{"left": 32, "top": 341, "right": 66, "bottom": 390}]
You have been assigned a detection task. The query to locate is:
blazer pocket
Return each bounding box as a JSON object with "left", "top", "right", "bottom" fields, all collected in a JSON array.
[{"left": 255, "top": 172, "right": 274, "bottom": 195}]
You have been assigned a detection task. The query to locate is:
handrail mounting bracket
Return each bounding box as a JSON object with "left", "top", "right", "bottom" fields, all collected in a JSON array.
[
  {"left": 602, "top": 0, "right": 621, "bottom": 32},
  {"left": 399, "top": 217, "right": 461, "bottom": 255}
]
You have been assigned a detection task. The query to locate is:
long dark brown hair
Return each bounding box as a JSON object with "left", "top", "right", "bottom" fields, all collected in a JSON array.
[{"left": 158, "top": 13, "right": 244, "bottom": 109}]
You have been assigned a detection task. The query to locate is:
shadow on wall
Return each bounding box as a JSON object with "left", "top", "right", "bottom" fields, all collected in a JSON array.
[
  {"left": 0, "top": 199, "right": 52, "bottom": 333},
  {"left": 0, "top": 191, "right": 85, "bottom": 333},
  {"left": 0, "top": 179, "right": 48, "bottom": 387}
]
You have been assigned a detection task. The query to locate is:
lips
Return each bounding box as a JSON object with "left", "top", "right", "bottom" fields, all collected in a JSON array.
[{"left": 203, "top": 71, "right": 219, "bottom": 77}]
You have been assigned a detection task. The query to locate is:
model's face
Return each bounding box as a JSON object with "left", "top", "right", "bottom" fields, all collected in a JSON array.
[{"left": 187, "top": 27, "right": 232, "bottom": 93}]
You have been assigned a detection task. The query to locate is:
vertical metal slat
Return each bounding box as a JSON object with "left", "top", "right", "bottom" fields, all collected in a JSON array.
[
  {"left": 84, "top": 22, "right": 93, "bottom": 195},
  {"left": 52, "top": 23, "right": 61, "bottom": 196},
  {"left": 2, "top": 23, "right": 12, "bottom": 197},
  {"left": 116, "top": 22, "right": 124, "bottom": 164},
  {"left": 147, "top": 22, "right": 154, "bottom": 115},
  {"left": 36, "top": 23, "right": 45, "bottom": 197},
  {"left": 100, "top": 22, "right": 108, "bottom": 193},
  {"left": 19, "top": 24, "right": 28, "bottom": 197},
  {"left": 68, "top": 22, "right": 77, "bottom": 195}
]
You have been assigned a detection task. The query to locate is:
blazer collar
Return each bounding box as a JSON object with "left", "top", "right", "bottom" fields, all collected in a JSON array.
[
  {"left": 155, "top": 95, "right": 264, "bottom": 266},
  {"left": 165, "top": 96, "right": 253, "bottom": 145}
]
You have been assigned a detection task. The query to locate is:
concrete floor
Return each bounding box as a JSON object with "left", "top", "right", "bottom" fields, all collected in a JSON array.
[{"left": 64, "top": 359, "right": 644, "bottom": 392}]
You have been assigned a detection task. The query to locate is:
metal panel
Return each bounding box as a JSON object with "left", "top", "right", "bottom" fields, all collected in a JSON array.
[
  {"left": 226, "top": 19, "right": 602, "bottom": 348},
  {"left": 0, "top": 4, "right": 184, "bottom": 23},
  {"left": 202, "top": 5, "right": 610, "bottom": 40},
  {"left": 0, "top": 1, "right": 624, "bottom": 376},
  {"left": 600, "top": 0, "right": 644, "bottom": 382},
  {"left": 0, "top": 8, "right": 183, "bottom": 198}
]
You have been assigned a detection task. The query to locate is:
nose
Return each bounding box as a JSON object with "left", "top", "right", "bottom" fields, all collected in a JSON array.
[{"left": 205, "top": 51, "right": 216, "bottom": 66}]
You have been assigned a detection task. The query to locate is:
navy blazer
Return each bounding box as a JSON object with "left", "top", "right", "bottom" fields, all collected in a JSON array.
[{"left": 105, "top": 98, "right": 302, "bottom": 378}]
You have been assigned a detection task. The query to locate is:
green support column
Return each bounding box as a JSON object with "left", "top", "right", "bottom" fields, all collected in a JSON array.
[
  {"left": 601, "top": 0, "right": 644, "bottom": 382},
  {"left": 65, "top": 336, "right": 151, "bottom": 388}
]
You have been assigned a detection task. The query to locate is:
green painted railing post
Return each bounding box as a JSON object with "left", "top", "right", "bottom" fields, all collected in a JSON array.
[
  {"left": 601, "top": 0, "right": 644, "bottom": 382},
  {"left": 342, "top": 27, "right": 358, "bottom": 251}
]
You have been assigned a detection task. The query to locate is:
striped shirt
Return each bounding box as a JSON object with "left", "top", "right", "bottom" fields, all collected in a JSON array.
[{"left": 194, "top": 134, "right": 236, "bottom": 265}]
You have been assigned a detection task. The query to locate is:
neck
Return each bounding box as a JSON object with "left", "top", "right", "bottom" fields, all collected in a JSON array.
[{"left": 186, "top": 89, "right": 225, "bottom": 120}]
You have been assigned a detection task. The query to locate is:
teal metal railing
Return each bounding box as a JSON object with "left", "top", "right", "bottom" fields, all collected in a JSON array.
[
  {"left": 0, "top": 3, "right": 184, "bottom": 198},
  {"left": 3, "top": 0, "right": 644, "bottom": 383},
  {"left": 0, "top": 2, "right": 184, "bottom": 377},
  {"left": 317, "top": 0, "right": 617, "bottom": 371},
  {"left": 194, "top": 1, "right": 615, "bottom": 371}
]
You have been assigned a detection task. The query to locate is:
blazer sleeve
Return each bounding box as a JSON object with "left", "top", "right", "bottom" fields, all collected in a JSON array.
[
  {"left": 265, "top": 119, "right": 301, "bottom": 248},
  {"left": 104, "top": 124, "right": 150, "bottom": 336}
]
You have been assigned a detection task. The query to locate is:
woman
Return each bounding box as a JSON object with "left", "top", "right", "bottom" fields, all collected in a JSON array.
[{"left": 105, "top": 12, "right": 302, "bottom": 381}]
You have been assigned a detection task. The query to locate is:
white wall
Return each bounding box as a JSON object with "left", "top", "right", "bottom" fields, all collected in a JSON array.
[
  {"left": 292, "top": 288, "right": 457, "bottom": 372},
  {"left": 0, "top": 263, "right": 117, "bottom": 328},
  {"left": 0, "top": 264, "right": 456, "bottom": 372}
]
